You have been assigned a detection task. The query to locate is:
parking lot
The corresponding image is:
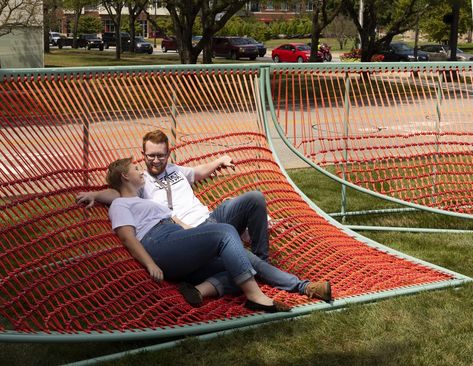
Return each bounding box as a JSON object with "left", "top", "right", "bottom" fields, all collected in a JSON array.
[{"left": 50, "top": 43, "right": 342, "bottom": 63}]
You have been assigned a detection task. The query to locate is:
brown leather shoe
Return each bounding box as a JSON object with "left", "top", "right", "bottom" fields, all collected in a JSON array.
[{"left": 305, "top": 281, "right": 332, "bottom": 302}]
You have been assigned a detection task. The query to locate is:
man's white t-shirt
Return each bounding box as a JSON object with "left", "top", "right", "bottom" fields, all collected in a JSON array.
[
  {"left": 109, "top": 197, "right": 173, "bottom": 240},
  {"left": 140, "top": 163, "right": 210, "bottom": 227}
]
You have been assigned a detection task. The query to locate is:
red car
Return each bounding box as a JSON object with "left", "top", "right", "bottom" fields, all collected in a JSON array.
[
  {"left": 272, "top": 43, "right": 312, "bottom": 63},
  {"left": 161, "top": 36, "right": 177, "bottom": 52}
]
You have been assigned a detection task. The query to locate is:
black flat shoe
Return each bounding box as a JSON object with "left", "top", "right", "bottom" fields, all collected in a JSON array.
[
  {"left": 178, "top": 282, "right": 203, "bottom": 307},
  {"left": 244, "top": 300, "right": 291, "bottom": 313}
]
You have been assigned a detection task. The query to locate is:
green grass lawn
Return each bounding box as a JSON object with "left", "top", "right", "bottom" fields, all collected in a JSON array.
[
  {"left": 45, "top": 49, "right": 182, "bottom": 67},
  {"left": 1, "top": 167, "right": 472, "bottom": 366}
]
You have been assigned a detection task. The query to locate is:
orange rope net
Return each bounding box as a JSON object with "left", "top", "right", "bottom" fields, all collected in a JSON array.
[
  {"left": 271, "top": 65, "right": 473, "bottom": 214},
  {"left": 0, "top": 67, "right": 457, "bottom": 337}
]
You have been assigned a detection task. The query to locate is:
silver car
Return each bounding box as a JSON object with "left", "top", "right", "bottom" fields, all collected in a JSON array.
[{"left": 419, "top": 44, "right": 473, "bottom": 61}]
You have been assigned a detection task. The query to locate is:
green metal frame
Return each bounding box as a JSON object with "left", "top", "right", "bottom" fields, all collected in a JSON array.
[
  {"left": 266, "top": 62, "right": 473, "bottom": 232},
  {"left": 1, "top": 64, "right": 472, "bottom": 348}
]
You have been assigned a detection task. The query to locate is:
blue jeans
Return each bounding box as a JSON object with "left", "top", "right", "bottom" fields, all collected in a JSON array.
[
  {"left": 141, "top": 221, "right": 256, "bottom": 287},
  {"left": 209, "top": 190, "right": 269, "bottom": 261},
  {"left": 198, "top": 191, "right": 309, "bottom": 296},
  {"left": 185, "top": 252, "right": 310, "bottom": 296}
]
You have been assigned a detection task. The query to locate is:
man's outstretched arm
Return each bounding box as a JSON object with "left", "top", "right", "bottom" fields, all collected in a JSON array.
[
  {"left": 193, "top": 155, "right": 235, "bottom": 182},
  {"left": 76, "top": 188, "right": 120, "bottom": 208}
]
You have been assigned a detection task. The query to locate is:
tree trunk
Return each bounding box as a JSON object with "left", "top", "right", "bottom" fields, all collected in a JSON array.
[
  {"left": 44, "top": 5, "right": 51, "bottom": 53},
  {"left": 310, "top": 10, "right": 321, "bottom": 62},
  {"left": 115, "top": 16, "right": 122, "bottom": 60},
  {"left": 448, "top": 1, "right": 461, "bottom": 61},
  {"left": 129, "top": 16, "right": 135, "bottom": 53},
  {"left": 72, "top": 9, "right": 81, "bottom": 49},
  {"left": 202, "top": 41, "right": 212, "bottom": 64}
]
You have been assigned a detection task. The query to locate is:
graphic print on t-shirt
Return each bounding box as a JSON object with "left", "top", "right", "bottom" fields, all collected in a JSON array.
[{"left": 154, "top": 171, "right": 184, "bottom": 188}]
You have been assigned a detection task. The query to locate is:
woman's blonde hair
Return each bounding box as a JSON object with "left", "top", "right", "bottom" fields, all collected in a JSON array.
[{"left": 106, "top": 157, "right": 132, "bottom": 191}]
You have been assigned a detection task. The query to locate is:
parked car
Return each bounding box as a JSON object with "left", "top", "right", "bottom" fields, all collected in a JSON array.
[
  {"left": 49, "top": 32, "right": 65, "bottom": 46},
  {"left": 419, "top": 44, "right": 473, "bottom": 61},
  {"left": 102, "top": 32, "right": 131, "bottom": 49},
  {"left": 212, "top": 36, "right": 258, "bottom": 60},
  {"left": 57, "top": 34, "right": 104, "bottom": 50},
  {"left": 192, "top": 35, "right": 203, "bottom": 46},
  {"left": 379, "top": 42, "right": 428, "bottom": 61},
  {"left": 271, "top": 43, "right": 314, "bottom": 63},
  {"left": 161, "top": 36, "right": 177, "bottom": 52},
  {"left": 132, "top": 37, "right": 153, "bottom": 54},
  {"left": 244, "top": 37, "right": 266, "bottom": 57},
  {"left": 79, "top": 34, "right": 104, "bottom": 50}
]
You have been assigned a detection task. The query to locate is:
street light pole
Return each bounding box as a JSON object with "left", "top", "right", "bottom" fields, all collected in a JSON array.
[{"left": 153, "top": 0, "right": 157, "bottom": 48}]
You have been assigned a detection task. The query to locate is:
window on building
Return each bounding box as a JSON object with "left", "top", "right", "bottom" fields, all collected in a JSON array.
[
  {"left": 280, "top": 2, "right": 288, "bottom": 11},
  {"left": 306, "top": 0, "right": 314, "bottom": 11},
  {"left": 249, "top": 1, "right": 259, "bottom": 12},
  {"left": 139, "top": 20, "right": 148, "bottom": 37},
  {"left": 84, "top": 5, "right": 98, "bottom": 11},
  {"left": 290, "top": 3, "right": 300, "bottom": 12},
  {"left": 103, "top": 19, "right": 115, "bottom": 33},
  {"left": 265, "top": 1, "right": 273, "bottom": 10}
]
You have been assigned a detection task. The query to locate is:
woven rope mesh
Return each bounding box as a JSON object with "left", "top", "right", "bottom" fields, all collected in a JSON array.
[
  {"left": 0, "top": 67, "right": 457, "bottom": 337},
  {"left": 270, "top": 65, "right": 473, "bottom": 214}
]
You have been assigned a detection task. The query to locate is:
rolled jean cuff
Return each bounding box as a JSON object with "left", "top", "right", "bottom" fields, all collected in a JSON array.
[
  {"left": 233, "top": 268, "right": 257, "bottom": 286},
  {"left": 207, "top": 276, "right": 225, "bottom": 297}
]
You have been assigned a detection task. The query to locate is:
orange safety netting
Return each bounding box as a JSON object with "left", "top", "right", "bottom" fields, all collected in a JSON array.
[
  {"left": 271, "top": 65, "right": 473, "bottom": 214},
  {"left": 0, "top": 67, "right": 461, "bottom": 338}
]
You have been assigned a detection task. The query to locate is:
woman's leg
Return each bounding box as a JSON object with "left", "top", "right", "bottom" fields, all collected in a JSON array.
[{"left": 142, "top": 222, "right": 276, "bottom": 305}]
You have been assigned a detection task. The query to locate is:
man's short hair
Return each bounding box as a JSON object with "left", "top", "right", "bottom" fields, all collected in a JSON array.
[
  {"left": 142, "top": 130, "right": 169, "bottom": 152},
  {"left": 106, "top": 157, "right": 132, "bottom": 191}
]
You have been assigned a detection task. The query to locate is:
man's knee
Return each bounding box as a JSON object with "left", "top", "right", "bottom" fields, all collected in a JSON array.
[
  {"left": 242, "top": 190, "right": 266, "bottom": 208},
  {"left": 215, "top": 223, "right": 240, "bottom": 239}
]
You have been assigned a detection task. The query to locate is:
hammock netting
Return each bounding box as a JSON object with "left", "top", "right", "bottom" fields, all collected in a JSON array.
[
  {"left": 270, "top": 64, "right": 473, "bottom": 214},
  {"left": 0, "top": 66, "right": 468, "bottom": 340}
]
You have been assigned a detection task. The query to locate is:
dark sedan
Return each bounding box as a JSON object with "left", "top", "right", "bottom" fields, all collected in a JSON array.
[
  {"left": 244, "top": 37, "right": 266, "bottom": 57},
  {"left": 380, "top": 42, "right": 428, "bottom": 62},
  {"left": 134, "top": 37, "right": 153, "bottom": 54}
]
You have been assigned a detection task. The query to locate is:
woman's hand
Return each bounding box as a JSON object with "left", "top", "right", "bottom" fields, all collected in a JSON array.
[
  {"left": 76, "top": 191, "right": 97, "bottom": 208},
  {"left": 147, "top": 262, "right": 164, "bottom": 281}
]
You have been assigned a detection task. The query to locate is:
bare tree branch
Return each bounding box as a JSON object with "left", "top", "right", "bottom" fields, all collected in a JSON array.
[{"left": 0, "top": 0, "right": 42, "bottom": 37}]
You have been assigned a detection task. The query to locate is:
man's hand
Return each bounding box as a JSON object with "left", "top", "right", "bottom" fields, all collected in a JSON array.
[
  {"left": 218, "top": 155, "right": 235, "bottom": 170},
  {"left": 147, "top": 262, "right": 164, "bottom": 281},
  {"left": 76, "top": 191, "right": 97, "bottom": 209}
]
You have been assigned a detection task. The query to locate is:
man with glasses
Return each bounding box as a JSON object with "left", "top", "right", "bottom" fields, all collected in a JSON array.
[{"left": 77, "top": 129, "right": 331, "bottom": 302}]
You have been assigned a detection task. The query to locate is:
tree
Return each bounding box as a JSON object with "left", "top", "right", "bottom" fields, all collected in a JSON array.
[
  {"left": 77, "top": 14, "right": 102, "bottom": 34},
  {"left": 447, "top": 0, "right": 462, "bottom": 61},
  {"left": 163, "top": 0, "right": 253, "bottom": 64},
  {"left": 325, "top": 14, "right": 358, "bottom": 50},
  {"left": 102, "top": 0, "right": 126, "bottom": 59},
  {"left": 63, "top": 0, "right": 98, "bottom": 48},
  {"left": 309, "top": 0, "right": 343, "bottom": 61},
  {"left": 1, "top": 0, "right": 42, "bottom": 37},
  {"left": 343, "top": 0, "right": 431, "bottom": 62},
  {"left": 126, "top": 0, "right": 148, "bottom": 52},
  {"left": 43, "top": 0, "right": 63, "bottom": 53},
  {"left": 419, "top": 0, "right": 470, "bottom": 43}
]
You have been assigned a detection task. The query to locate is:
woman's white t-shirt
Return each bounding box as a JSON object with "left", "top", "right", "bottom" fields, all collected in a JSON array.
[{"left": 108, "top": 196, "right": 172, "bottom": 240}]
